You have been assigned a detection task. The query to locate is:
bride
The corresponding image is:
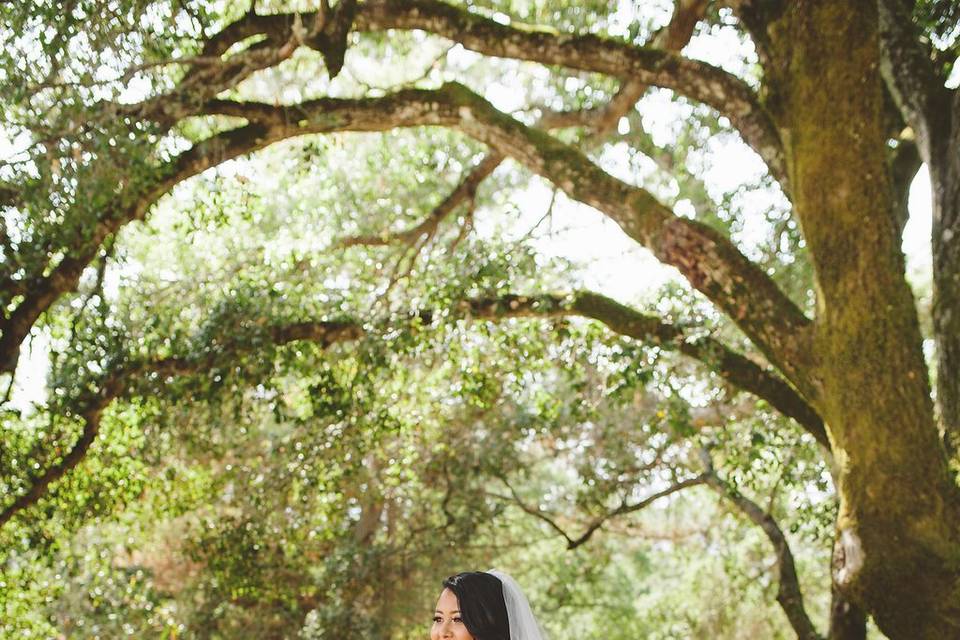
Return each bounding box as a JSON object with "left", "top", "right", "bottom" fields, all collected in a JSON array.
[{"left": 431, "top": 570, "right": 548, "bottom": 640}]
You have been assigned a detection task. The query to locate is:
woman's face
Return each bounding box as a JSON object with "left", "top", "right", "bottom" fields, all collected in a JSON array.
[{"left": 431, "top": 588, "right": 475, "bottom": 640}]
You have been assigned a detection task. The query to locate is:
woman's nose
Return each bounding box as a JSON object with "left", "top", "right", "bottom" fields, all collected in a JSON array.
[{"left": 440, "top": 621, "right": 454, "bottom": 638}]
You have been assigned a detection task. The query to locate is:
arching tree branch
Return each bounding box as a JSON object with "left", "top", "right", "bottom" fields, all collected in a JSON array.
[
  {"left": 878, "top": 0, "right": 960, "bottom": 455},
  {"left": 561, "top": 292, "right": 826, "bottom": 447},
  {"left": 198, "top": 85, "right": 812, "bottom": 389},
  {"left": 181, "top": 0, "right": 785, "bottom": 189},
  {"left": 1, "top": 287, "right": 823, "bottom": 530},
  {"left": 336, "top": 0, "right": 709, "bottom": 251},
  {"left": 358, "top": 0, "right": 786, "bottom": 189},
  {"left": 492, "top": 473, "right": 708, "bottom": 550},
  {"left": 699, "top": 449, "right": 823, "bottom": 640},
  {"left": 0, "top": 81, "right": 809, "bottom": 399}
]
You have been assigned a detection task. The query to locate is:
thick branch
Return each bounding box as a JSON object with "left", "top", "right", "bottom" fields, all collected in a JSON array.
[
  {"left": 879, "top": 1, "right": 960, "bottom": 456},
  {"left": 700, "top": 451, "right": 823, "bottom": 640},
  {"left": 465, "top": 292, "right": 825, "bottom": 446},
  {"left": 337, "top": 0, "right": 708, "bottom": 250},
  {"left": 192, "top": 0, "right": 786, "bottom": 189},
  {"left": 932, "top": 91, "right": 960, "bottom": 456},
  {"left": 0, "top": 254, "right": 97, "bottom": 374},
  {"left": 199, "top": 86, "right": 811, "bottom": 387},
  {"left": 361, "top": 0, "right": 783, "bottom": 181},
  {"left": 358, "top": 0, "right": 786, "bottom": 189},
  {"left": 878, "top": 0, "right": 953, "bottom": 166},
  {"left": 562, "top": 292, "right": 826, "bottom": 447},
  {"left": 1, "top": 288, "right": 824, "bottom": 528}
]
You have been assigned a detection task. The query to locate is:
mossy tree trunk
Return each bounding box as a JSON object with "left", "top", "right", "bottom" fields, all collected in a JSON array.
[{"left": 761, "top": 2, "right": 960, "bottom": 637}]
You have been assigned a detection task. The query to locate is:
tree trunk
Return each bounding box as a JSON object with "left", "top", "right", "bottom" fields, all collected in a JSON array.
[
  {"left": 931, "top": 90, "right": 960, "bottom": 456},
  {"left": 828, "top": 585, "right": 866, "bottom": 640},
  {"left": 767, "top": 2, "right": 960, "bottom": 636}
]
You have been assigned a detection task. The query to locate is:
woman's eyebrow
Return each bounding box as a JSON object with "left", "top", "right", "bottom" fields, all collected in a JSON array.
[{"left": 435, "top": 609, "right": 461, "bottom": 614}]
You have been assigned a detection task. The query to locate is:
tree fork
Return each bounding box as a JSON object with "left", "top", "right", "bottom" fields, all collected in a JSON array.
[{"left": 768, "top": 2, "right": 960, "bottom": 635}]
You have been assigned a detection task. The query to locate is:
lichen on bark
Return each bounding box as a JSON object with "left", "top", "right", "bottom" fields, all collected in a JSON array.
[{"left": 766, "top": 2, "right": 960, "bottom": 636}]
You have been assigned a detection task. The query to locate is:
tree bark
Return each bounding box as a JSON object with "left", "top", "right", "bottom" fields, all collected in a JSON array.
[
  {"left": 827, "top": 585, "right": 866, "bottom": 640},
  {"left": 768, "top": 2, "right": 960, "bottom": 636},
  {"left": 929, "top": 93, "right": 960, "bottom": 455},
  {"left": 878, "top": 0, "right": 960, "bottom": 457}
]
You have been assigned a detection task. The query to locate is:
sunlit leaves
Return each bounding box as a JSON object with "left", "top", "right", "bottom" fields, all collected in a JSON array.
[{"left": 0, "top": 1, "right": 842, "bottom": 637}]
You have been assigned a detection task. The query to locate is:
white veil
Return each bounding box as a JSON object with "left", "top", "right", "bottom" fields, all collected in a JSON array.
[{"left": 486, "top": 569, "right": 549, "bottom": 640}]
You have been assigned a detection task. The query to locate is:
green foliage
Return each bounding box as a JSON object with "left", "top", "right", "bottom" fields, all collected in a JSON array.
[
  {"left": 915, "top": 0, "right": 960, "bottom": 76},
  {"left": 0, "top": 1, "right": 850, "bottom": 638}
]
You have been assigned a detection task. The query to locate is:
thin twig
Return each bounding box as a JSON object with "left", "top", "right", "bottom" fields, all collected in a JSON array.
[{"left": 492, "top": 471, "right": 706, "bottom": 550}]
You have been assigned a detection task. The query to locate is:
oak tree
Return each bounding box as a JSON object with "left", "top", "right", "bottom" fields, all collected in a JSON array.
[{"left": 1, "top": 1, "right": 958, "bottom": 638}]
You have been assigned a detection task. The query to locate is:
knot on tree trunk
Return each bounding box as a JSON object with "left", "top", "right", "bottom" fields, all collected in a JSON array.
[{"left": 832, "top": 527, "right": 865, "bottom": 589}]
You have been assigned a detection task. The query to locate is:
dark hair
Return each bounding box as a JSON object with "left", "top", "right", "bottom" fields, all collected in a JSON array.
[{"left": 441, "top": 572, "right": 510, "bottom": 640}]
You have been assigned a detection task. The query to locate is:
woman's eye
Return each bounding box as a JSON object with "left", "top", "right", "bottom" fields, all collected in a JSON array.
[
  {"left": 432, "top": 617, "right": 442, "bottom": 623},
  {"left": 453, "top": 618, "right": 462, "bottom": 624}
]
